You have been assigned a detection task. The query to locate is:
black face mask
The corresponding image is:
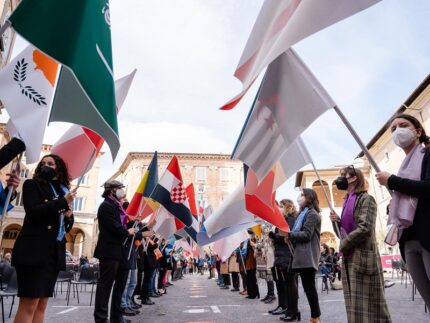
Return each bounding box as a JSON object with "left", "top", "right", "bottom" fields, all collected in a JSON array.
[
  {"left": 40, "top": 165, "right": 56, "bottom": 181},
  {"left": 335, "top": 176, "right": 349, "bottom": 190}
]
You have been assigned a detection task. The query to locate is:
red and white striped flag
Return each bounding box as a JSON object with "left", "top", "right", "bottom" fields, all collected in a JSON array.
[
  {"left": 51, "top": 70, "right": 136, "bottom": 179},
  {"left": 220, "top": 0, "right": 380, "bottom": 110}
]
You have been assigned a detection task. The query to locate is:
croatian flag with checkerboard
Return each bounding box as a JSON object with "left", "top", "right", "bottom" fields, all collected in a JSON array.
[{"left": 150, "top": 156, "right": 193, "bottom": 227}]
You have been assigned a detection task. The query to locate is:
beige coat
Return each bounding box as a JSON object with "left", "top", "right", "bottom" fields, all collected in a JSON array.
[
  {"left": 220, "top": 261, "right": 229, "bottom": 274},
  {"left": 228, "top": 254, "right": 239, "bottom": 273}
]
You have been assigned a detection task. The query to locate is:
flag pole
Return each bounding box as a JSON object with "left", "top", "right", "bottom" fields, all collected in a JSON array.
[
  {"left": 0, "top": 152, "right": 23, "bottom": 255},
  {"left": 75, "top": 148, "right": 97, "bottom": 190},
  {"left": 333, "top": 106, "right": 382, "bottom": 173},
  {"left": 310, "top": 161, "right": 342, "bottom": 238},
  {"left": 0, "top": 21, "right": 11, "bottom": 39}
]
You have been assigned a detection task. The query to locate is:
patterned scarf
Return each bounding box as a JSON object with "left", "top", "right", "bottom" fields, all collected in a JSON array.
[{"left": 48, "top": 182, "right": 68, "bottom": 241}]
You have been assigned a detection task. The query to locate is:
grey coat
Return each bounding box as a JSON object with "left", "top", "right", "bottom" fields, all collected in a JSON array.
[{"left": 289, "top": 208, "right": 321, "bottom": 271}]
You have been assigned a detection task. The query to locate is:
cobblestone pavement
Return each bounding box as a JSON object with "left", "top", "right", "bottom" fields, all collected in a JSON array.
[{"left": 2, "top": 273, "right": 429, "bottom": 322}]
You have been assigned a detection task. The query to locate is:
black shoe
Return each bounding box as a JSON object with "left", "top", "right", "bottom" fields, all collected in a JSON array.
[
  {"left": 230, "top": 288, "right": 240, "bottom": 292},
  {"left": 120, "top": 307, "right": 137, "bottom": 316},
  {"left": 130, "top": 301, "right": 142, "bottom": 310},
  {"left": 281, "top": 312, "right": 301, "bottom": 322},
  {"left": 220, "top": 285, "right": 229, "bottom": 289},
  {"left": 269, "top": 306, "right": 281, "bottom": 314},
  {"left": 264, "top": 295, "right": 276, "bottom": 304},
  {"left": 246, "top": 295, "right": 258, "bottom": 299},
  {"left": 141, "top": 298, "right": 155, "bottom": 305},
  {"left": 148, "top": 293, "right": 160, "bottom": 298},
  {"left": 272, "top": 307, "right": 287, "bottom": 315},
  {"left": 261, "top": 295, "right": 269, "bottom": 302},
  {"left": 130, "top": 303, "right": 142, "bottom": 310}
]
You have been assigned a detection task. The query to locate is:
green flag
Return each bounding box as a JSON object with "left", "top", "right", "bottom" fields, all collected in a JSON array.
[{"left": 9, "top": 0, "right": 119, "bottom": 159}]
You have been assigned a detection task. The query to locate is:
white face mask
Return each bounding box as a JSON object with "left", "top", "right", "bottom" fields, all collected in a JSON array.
[
  {"left": 115, "top": 188, "right": 126, "bottom": 199},
  {"left": 392, "top": 127, "right": 416, "bottom": 148}
]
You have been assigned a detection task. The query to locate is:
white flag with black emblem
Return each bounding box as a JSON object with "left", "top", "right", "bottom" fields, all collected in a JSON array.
[{"left": 0, "top": 45, "right": 60, "bottom": 163}]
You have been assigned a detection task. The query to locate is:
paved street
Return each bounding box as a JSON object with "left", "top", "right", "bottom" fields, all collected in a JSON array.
[{"left": 1, "top": 272, "right": 429, "bottom": 322}]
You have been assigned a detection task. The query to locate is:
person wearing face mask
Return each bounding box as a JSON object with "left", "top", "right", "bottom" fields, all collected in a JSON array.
[
  {"left": 376, "top": 113, "right": 430, "bottom": 309},
  {"left": 93, "top": 180, "right": 137, "bottom": 323},
  {"left": 12, "top": 154, "right": 76, "bottom": 323},
  {"left": 330, "top": 166, "right": 391, "bottom": 323},
  {"left": 284, "top": 189, "right": 321, "bottom": 323},
  {"left": 268, "top": 199, "right": 298, "bottom": 320},
  {"left": 244, "top": 230, "right": 259, "bottom": 299}
]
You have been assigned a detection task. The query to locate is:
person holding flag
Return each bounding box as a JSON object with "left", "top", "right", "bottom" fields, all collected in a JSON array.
[
  {"left": 93, "top": 180, "right": 137, "bottom": 323},
  {"left": 332, "top": 166, "right": 391, "bottom": 322},
  {"left": 376, "top": 114, "right": 430, "bottom": 311},
  {"left": 12, "top": 154, "right": 76, "bottom": 323}
]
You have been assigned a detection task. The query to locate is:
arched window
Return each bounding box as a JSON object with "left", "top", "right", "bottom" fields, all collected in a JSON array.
[
  {"left": 332, "top": 180, "right": 345, "bottom": 208},
  {"left": 311, "top": 180, "right": 330, "bottom": 209}
]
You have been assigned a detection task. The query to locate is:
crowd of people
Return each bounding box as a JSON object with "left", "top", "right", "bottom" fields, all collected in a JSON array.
[{"left": 0, "top": 113, "right": 427, "bottom": 323}]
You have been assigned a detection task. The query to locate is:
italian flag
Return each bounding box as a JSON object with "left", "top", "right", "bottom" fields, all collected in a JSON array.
[
  {"left": 51, "top": 70, "right": 136, "bottom": 179},
  {"left": 9, "top": 0, "right": 120, "bottom": 159}
]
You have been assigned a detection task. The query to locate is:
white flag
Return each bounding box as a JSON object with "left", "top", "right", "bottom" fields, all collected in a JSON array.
[
  {"left": 221, "top": 0, "right": 380, "bottom": 110},
  {"left": 0, "top": 46, "right": 60, "bottom": 163},
  {"left": 203, "top": 187, "right": 254, "bottom": 238},
  {"left": 153, "top": 207, "right": 178, "bottom": 239},
  {"left": 212, "top": 230, "right": 249, "bottom": 262},
  {"left": 232, "top": 49, "right": 333, "bottom": 181}
]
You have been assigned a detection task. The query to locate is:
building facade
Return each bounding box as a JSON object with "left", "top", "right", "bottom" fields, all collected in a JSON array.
[
  {"left": 0, "top": 124, "right": 101, "bottom": 258},
  {"left": 110, "top": 152, "right": 244, "bottom": 210}
]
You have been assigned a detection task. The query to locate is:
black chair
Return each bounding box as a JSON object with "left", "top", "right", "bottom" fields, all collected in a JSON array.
[
  {"left": 55, "top": 269, "right": 75, "bottom": 297},
  {"left": 391, "top": 260, "right": 401, "bottom": 279},
  {"left": 0, "top": 269, "right": 17, "bottom": 323},
  {"left": 66, "top": 265, "right": 98, "bottom": 306}
]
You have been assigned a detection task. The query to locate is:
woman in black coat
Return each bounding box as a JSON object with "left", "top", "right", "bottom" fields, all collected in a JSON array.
[
  {"left": 13, "top": 154, "right": 76, "bottom": 323},
  {"left": 268, "top": 199, "right": 298, "bottom": 320},
  {"left": 376, "top": 113, "right": 430, "bottom": 309}
]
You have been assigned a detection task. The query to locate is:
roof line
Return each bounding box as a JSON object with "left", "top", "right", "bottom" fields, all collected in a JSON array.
[{"left": 357, "top": 74, "right": 430, "bottom": 158}]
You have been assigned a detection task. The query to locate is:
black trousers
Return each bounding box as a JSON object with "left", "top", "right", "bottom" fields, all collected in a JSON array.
[
  {"left": 275, "top": 278, "right": 287, "bottom": 308},
  {"left": 231, "top": 272, "right": 240, "bottom": 290},
  {"left": 297, "top": 268, "right": 321, "bottom": 318},
  {"left": 240, "top": 272, "right": 247, "bottom": 291},
  {"left": 158, "top": 268, "right": 166, "bottom": 289},
  {"left": 141, "top": 268, "right": 155, "bottom": 299},
  {"left": 134, "top": 266, "right": 143, "bottom": 297},
  {"left": 111, "top": 268, "right": 129, "bottom": 317},
  {"left": 94, "top": 258, "right": 127, "bottom": 322},
  {"left": 267, "top": 280, "right": 275, "bottom": 296},
  {"left": 245, "top": 269, "right": 259, "bottom": 297},
  {"left": 222, "top": 273, "right": 231, "bottom": 286}
]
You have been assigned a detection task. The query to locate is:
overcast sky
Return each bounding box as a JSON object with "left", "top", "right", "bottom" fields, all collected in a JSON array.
[{"left": 7, "top": 0, "right": 430, "bottom": 203}]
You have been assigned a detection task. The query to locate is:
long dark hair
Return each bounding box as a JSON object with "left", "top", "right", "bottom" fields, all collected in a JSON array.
[
  {"left": 390, "top": 113, "right": 430, "bottom": 148},
  {"left": 33, "top": 154, "right": 71, "bottom": 189},
  {"left": 301, "top": 188, "right": 320, "bottom": 213}
]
